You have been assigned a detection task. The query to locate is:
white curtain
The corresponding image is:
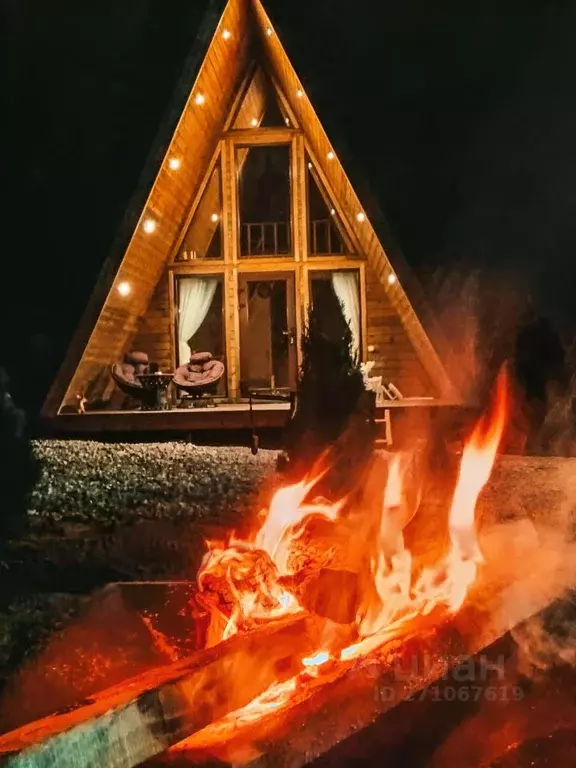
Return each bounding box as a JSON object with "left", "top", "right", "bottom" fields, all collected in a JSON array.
[
  {"left": 178, "top": 277, "right": 218, "bottom": 365},
  {"left": 332, "top": 271, "right": 361, "bottom": 360}
]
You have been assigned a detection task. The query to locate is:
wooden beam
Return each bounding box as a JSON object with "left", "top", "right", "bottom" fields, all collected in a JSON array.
[
  {"left": 0, "top": 615, "right": 327, "bottom": 768},
  {"left": 224, "top": 127, "right": 298, "bottom": 144},
  {"left": 222, "top": 139, "right": 240, "bottom": 398}
]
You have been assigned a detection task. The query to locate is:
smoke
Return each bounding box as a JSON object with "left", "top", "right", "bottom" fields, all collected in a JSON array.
[{"left": 511, "top": 593, "right": 576, "bottom": 677}]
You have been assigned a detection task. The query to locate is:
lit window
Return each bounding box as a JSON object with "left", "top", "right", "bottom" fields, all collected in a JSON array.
[{"left": 142, "top": 218, "right": 157, "bottom": 234}]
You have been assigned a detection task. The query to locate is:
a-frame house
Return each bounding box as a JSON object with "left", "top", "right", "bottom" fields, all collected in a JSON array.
[{"left": 43, "top": 0, "right": 459, "bottom": 434}]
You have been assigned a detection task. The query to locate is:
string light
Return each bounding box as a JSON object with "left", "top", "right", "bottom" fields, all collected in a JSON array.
[
  {"left": 307, "top": 162, "right": 312, "bottom": 170},
  {"left": 387, "top": 273, "right": 397, "bottom": 285},
  {"left": 211, "top": 212, "right": 220, "bottom": 222},
  {"left": 194, "top": 93, "right": 205, "bottom": 106},
  {"left": 222, "top": 29, "right": 231, "bottom": 40},
  {"left": 285, "top": 117, "right": 290, "bottom": 126},
  {"left": 117, "top": 281, "right": 131, "bottom": 297},
  {"left": 250, "top": 117, "right": 258, "bottom": 127},
  {"left": 266, "top": 26, "right": 273, "bottom": 36},
  {"left": 142, "top": 218, "right": 157, "bottom": 234},
  {"left": 330, "top": 208, "right": 336, "bottom": 216},
  {"left": 168, "top": 157, "right": 181, "bottom": 171},
  {"left": 327, "top": 151, "right": 335, "bottom": 160},
  {"left": 296, "top": 88, "right": 303, "bottom": 98},
  {"left": 356, "top": 212, "right": 366, "bottom": 223}
]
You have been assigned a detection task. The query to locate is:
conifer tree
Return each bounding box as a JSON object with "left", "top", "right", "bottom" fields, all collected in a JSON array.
[{"left": 282, "top": 302, "right": 373, "bottom": 483}]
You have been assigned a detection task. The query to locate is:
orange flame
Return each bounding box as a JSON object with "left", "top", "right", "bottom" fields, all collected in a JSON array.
[{"left": 195, "top": 368, "right": 509, "bottom": 704}]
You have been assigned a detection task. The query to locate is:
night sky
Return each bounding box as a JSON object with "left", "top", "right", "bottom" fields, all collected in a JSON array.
[{"left": 3, "top": 0, "right": 576, "bottom": 407}]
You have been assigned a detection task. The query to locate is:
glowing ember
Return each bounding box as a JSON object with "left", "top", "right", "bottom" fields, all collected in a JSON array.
[{"left": 195, "top": 369, "right": 510, "bottom": 720}]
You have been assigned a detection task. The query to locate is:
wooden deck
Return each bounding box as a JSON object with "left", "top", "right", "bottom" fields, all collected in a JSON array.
[
  {"left": 45, "top": 402, "right": 292, "bottom": 436},
  {"left": 43, "top": 398, "right": 472, "bottom": 441}
]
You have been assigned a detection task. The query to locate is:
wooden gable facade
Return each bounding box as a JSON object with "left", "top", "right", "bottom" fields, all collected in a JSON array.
[{"left": 43, "top": 0, "right": 457, "bottom": 429}]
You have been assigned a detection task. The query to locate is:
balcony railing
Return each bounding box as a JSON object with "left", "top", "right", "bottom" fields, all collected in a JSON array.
[
  {"left": 241, "top": 222, "right": 291, "bottom": 256},
  {"left": 309, "top": 218, "right": 345, "bottom": 255},
  {"left": 240, "top": 219, "right": 347, "bottom": 256}
]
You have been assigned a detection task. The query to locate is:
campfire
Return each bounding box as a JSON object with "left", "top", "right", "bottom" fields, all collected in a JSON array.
[
  {"left": 2, "top": 367, "right": 574, "bottom": 768},
  {"left": 186, "top": 369, "right": 509, "bottom": 740}
]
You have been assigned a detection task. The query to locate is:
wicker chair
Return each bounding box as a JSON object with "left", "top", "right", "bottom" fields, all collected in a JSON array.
[
  {"left": 110, "top": 351, "right": 155, "bottom": 408},
  {"left": 173, "top": 352, "right": 225, "bottom": 405}
]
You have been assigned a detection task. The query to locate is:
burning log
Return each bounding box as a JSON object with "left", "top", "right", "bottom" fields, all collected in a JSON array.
[
  {"left": 151, "top": 532, "right": 576, "bottom": 767},
  {"left": 0, "top": 613, "right": 330, "bottom": 768}
]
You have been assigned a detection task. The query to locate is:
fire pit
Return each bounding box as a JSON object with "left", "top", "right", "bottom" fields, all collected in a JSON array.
[{"left": 1, "top": 370, "right": 575, "bottom": 768}]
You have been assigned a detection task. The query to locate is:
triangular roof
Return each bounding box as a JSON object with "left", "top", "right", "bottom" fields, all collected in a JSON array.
[{"left": 43, "top": 0, "right": 459, "bottom": 417}]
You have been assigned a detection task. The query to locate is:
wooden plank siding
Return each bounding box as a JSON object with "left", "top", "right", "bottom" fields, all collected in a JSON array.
[
  {"left": 251, "top": 0, "right": 452, "bottom": 399},
  {"left": 132, "top": 270, "right": 172, "bottom": 372},
  {"left": 47, "top": 0, "right": 253, "bottom": 413},
  {"left": 364, "top": 263, "right": 432, "bottom": 395}
]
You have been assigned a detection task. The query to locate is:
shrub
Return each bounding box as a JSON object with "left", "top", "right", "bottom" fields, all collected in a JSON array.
[{"left": 0, "top": 369, "right": 40, "bottom": 542}]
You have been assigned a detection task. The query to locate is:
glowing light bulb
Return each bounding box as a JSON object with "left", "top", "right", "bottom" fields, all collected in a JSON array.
[
  {"left": 117, "top": 281, "right": 131, "bottom": 297},
  {"left": 307, "top": 162, "right": 312, "bottom": 170},
  {"left": 211, "top": 212, "right": 220, "bottom": 222},
  {"left": 330, "top": 208, "right": 336, "bottom": 216},
  {"left": 266, "top": 26, "right": 273, "bottom": 36},
  {"left": 250, "top": 117, "right": 258, "bottom": 127},
  {"left": 168, "top": 157, "right": 181, "bottom": 171},
  {"left": 327, "top": 151, "right": 335, "bottom": 160},
  {"left": 296, "top": 88, "right": 303, "bottom": 98},
  {"left": 142, "top": 218, "right": 157, "bottom": 234},
  {"left": 356, "top": 212, "right": 366, "bottom": 222},
  {"left": 387, "top": 273, "right": 397, "bottom": 285},
  {"left": 222, "top": 28, "right": 231, "bottom": 40},
  {"left": 194, "top": 92, "right": 205, "bottom": 106},
  {"left": 285, "top": 117, "right": 290, "bottom": 126}
]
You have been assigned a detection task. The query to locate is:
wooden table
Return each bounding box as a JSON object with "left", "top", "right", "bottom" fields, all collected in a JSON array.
[{"left": 136, "top": 373, "right": 174, "bottom": 410}]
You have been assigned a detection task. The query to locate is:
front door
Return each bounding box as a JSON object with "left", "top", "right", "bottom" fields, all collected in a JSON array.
[{"left": 238, "top": 273, "right": 297, "bottom": 395}]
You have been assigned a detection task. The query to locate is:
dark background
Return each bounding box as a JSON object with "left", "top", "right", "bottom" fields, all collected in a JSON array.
[{"left": 2, "top": 0, "right": 576, "bottom": 412}]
